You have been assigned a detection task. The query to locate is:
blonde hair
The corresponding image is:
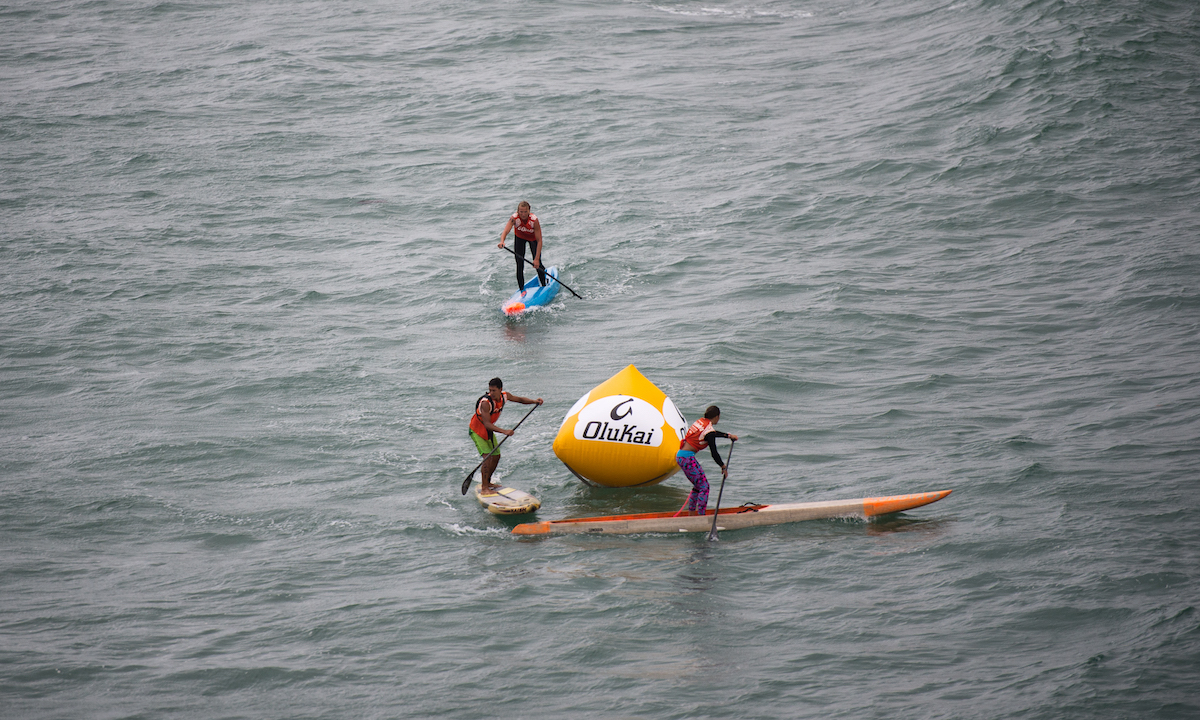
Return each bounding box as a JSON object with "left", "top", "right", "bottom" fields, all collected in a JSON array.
[{"left": 517, "top": 201, "right": 531, "bottom": 212}]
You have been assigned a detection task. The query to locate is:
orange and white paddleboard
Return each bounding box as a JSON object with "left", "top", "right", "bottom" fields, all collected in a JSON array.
[{"left": 511, "top": 489, "right": 951, "bottom": 536}]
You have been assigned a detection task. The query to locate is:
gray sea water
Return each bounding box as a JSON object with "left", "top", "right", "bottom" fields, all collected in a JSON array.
[{"left": 3, "top": 0, "right": 1199, "bottom": 718}]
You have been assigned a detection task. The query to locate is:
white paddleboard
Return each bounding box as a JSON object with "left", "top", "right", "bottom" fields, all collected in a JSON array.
[{"left": 475, "top": 485, "right": 541, "bottom": 515}]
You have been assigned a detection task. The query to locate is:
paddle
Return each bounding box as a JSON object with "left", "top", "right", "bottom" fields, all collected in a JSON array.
[
  {"left": 706, "top": 439, "right": 735, "bottom": 542},
  {"left": 499, "top": 245, "right": 584, "bottom": 299},
  {"left": 461, "top": 403, "right": 540, "bottom": 495}
]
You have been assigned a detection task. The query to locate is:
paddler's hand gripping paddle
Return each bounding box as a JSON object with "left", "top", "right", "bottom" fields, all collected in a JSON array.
[
  {"left": 498, "top": 245, "right": 584, "bottom": 299},
  {"left": 461, "top": 402, "right": 540, "bottom": 495}
]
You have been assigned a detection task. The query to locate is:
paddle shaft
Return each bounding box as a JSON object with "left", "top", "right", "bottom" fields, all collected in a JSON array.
[
  {"left": 706, "top": 440, "right": 735, "bottom": 541},
  {"left": 499, "top": 245, "right": 583, "bottom": 299},
  {"left": 461, "top": 403, "right": 540, "bottom": 495}
]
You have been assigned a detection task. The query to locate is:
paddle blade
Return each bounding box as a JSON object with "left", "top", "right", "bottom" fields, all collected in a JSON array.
[{"left": 461, "top": 472, "right": 474, "bottom": 495}]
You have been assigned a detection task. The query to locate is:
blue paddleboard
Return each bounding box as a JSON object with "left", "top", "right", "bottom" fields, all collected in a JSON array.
[{"left": 502, "top": 267, "right": 560, "bottom": 316}]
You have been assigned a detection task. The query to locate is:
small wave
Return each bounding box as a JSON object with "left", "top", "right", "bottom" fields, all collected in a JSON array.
[
  {"left": 643, "top": 3, "right": 811, "bottom": 20},
  {"left": 443, "top": 522, "right": 513, "bottom": 537}
]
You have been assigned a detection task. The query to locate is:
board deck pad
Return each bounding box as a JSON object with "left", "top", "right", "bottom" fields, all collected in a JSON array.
[{"left": 475, "top": 485, "right": 541, "bottom": 515}]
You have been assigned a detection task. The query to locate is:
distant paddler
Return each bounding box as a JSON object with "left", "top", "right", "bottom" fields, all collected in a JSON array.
[
  {"left": 676, "top": 406, "right": 738, "bottom": 515},
  {"left": 469, "top": 377, "right": 543, "bottom": 493},
  {"left": 497, "top": 200, "right": 546, "bottom": 292}
]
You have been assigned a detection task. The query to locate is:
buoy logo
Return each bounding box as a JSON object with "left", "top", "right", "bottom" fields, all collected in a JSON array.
[
  {"left": 573, "top": 395, "right": 665, "bottom": 446},
  {"left": 610, "top": 398, "right": 633, "bottom": 421}
]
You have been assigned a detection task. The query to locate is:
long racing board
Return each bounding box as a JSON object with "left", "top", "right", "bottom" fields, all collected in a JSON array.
[{"left": 511, "top": 490, "right": 951, "bottom": 536}]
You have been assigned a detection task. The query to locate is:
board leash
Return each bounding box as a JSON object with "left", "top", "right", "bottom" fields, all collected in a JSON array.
[{"left": 672, "top": 491, "right": 694, "bottom": 517}]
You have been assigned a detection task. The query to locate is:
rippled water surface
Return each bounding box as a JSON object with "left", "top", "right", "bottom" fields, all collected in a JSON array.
[{"left": 3, "top": 1, "right": 1198, "bottom": 718}]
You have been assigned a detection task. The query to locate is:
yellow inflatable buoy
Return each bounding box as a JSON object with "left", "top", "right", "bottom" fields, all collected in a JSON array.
[{"left": 552, "top": 365, "right": 689, "bottom": 488}]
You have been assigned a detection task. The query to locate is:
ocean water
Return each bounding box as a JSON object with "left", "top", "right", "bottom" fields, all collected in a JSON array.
[{"left": 2, "top": 0, "right": 1198, "bottom": 718}]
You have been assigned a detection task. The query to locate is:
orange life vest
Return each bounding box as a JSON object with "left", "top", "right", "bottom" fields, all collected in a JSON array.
[
  {"left": 469, "top": 392, "right": 504, "bottom": 439},
  {"left": 680, "top": 418, "right": 715, "bottom": 451}
]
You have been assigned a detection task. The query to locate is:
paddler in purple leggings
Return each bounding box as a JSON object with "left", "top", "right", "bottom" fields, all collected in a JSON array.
[{"left": 676, "top": 405, "right": 738, "bottom": 515}]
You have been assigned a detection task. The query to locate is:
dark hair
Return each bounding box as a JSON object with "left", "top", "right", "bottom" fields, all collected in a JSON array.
[
  {"left": 489, "top": 377, "right": 504, "bottom": 389},
  {"left": 704, "top": 405, "right": 720, "bottom": 419}
]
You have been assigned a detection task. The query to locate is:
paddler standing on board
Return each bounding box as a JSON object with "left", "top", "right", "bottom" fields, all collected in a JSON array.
[
  {"left": 470, "top": 377, "right": 543, "bottom": 493},
  {"left": 677, "top": 406, "right": 738, "bottom": 515},
  {"left": 497, "top": 200, "right": 547, "bottom": 292}
]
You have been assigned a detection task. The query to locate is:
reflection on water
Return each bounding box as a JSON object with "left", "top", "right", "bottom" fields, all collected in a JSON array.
[
  {"left": 502, "top": 321, "right": 526, "bottom": 343},
  {"left": 866, "top": 515, "right": 951, "bottom": 536},
  {"left": 560, "top": 483, "right": 691, "bottom": 518},
  {"left": 865, "top": 516, "right": 953, "bottom": 555},
  {"left": 500, "top": 313, "right": 559, "bottom": 350}
]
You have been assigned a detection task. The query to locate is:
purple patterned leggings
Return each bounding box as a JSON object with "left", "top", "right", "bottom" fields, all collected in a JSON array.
[{"left": 676, "top": 455, "right": 710, "bottom": 515}]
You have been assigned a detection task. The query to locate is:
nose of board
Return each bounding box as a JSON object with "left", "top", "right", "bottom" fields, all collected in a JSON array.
[{"left": 863, "top": 489, "right": 952, "bottom": 517}]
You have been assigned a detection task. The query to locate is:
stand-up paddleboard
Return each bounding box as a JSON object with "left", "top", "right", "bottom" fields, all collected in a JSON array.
[
  {"left": 511, "top": 490, "right": 950, "bottom": 536},
  {"left": 475, "top": 484, "right": 542, "bottom": 515},
  {"left": 502, "top": 267, "right": 560, "bottom": 316}
]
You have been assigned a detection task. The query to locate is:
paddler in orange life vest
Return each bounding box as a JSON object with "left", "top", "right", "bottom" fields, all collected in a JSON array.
[
  {"left": 497, "top": 200, "right": 547, "bottom": 293},
  {"left": 469, "top": 377, "right": 543, "bottom": 493},
  {"left": 676, "top": 405, "right": 738, "bottom": 515}
]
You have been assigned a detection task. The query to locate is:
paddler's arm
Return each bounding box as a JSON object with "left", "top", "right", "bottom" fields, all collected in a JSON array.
[
  {"left": 703, "top": 430, "right": 738, "bottom": 469},
  {"left": 504, "top": 391, "right": 543, "bottom": 406},
  {"left": 531, "top": 219, "right": 543, "bottom": 268},
  {"left": 477, "top": 398, "right": 513, "bottom": 437},
  {"left": 498, "top": 218, "right": 515, "bottom": 248}
]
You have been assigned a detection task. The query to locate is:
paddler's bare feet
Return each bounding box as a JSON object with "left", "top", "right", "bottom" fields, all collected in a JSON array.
[{"left": 480, "top": 483, "right": 497, "bottom": 494}]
